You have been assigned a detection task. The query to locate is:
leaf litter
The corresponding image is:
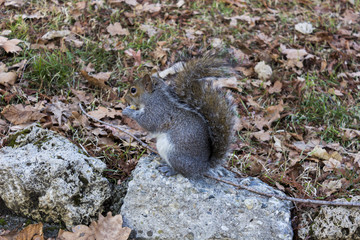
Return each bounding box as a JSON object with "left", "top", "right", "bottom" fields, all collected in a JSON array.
[{"left": 0, "top": 0, "right": 359, "bottom": 238}]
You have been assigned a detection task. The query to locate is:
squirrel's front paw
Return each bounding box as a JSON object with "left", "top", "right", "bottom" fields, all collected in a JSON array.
[
  {"left": 156, "top": 163, "right": 178, "bottom": 177},
  {"left": 122, "top": 106, "right": 135, "bottom": 117}
]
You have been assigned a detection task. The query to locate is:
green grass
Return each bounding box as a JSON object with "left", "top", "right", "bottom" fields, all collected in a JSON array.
[
  {"left": 6, "top": 16, "right": 29, "bottom": 41},
  {"left": 291, "top": 88, "right": 359, "bottom": 142},
  {"left": 75, "top": 41, "right": 121, "bottom": 72},
  {"left": 0, "top": 218, "right": 7, "bottom": 226},
  {"left": 210, "top": 1, "right": 234, "bottom": 16},
  {"left": 26, "top": 50, "right": 76, "bottom": 94}
]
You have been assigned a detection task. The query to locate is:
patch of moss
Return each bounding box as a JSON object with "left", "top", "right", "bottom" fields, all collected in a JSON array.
[
  {"left": 25, "top": 219, "right": 32, "bottom": 226},
  {"left": 71, "top": 194, "right": 81, "bottom": 206},
  {"left": 5, "top": 129, "right": 31, "bottom": 148},
  {"left": 44, "top": 225, "right": 60, "bottom": 231},
  {"left": 0, "top": 218, "right": 7, "bottom": 226},
  {"left": 32, "top": 136, "right": 50, "bottom": 149}
]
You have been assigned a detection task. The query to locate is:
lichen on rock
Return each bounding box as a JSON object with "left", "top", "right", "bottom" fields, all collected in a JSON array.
[
  {"left": 299, "top": 196, "right": 360, "bottom": 239},
  {"left": 120, "top": 156, "right": 293, "bottom": 239},
  {"left": 0, "top": 124, "right": 111, "bottom": 229}
]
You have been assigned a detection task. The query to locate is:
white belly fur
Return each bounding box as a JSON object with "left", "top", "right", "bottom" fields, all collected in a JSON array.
[{"left": 155, "top": 133, "right": 174, "bottom": 165}]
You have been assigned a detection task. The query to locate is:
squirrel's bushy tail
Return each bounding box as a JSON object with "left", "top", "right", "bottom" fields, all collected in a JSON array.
[{"left": 171, "top": 54, "right": 235, "bottom": 166}]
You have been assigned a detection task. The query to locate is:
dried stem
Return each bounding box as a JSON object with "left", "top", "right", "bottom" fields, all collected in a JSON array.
[
  {"left": 80, "top": 103, "right": 359, "bottom": 207},
  {"left": 204, "top": 174, "right": 360, "bottom": 207}
]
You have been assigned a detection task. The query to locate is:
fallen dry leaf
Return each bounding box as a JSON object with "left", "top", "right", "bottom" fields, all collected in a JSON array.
[
  {"left": 11, "top": 59, "right": 27, "bottom": 72},
  {"left": 65, "top": 35, "right": 84, "bottom": 48},
  {"left": 138, "top": 2, "right": 161, "bottom": 13},
  {"left": 176, "top": 0, "right": 185, "bottom": 8},
  {"left": 75, "top": 1, "right": 86, "bottom": 9},
  {"left": 1, "top": 104, "right": 46, "bottom": 125},
  {"left": 323, "top": 158, "right": 342, "bottom": 172},
  {"left": 328, "top": 88, "right": 343, "bottom": 96},
  {"left": 347, "top": 71, "right": 360, "bottom": 78},
  {"left": 321, "top": 179, "right": 345, "bottom": 197},
  {"left": 268, "top": 80, "right": 282, "bottom": 94},
  {"left": 46, "top": 98, "right": 73, "bottom": 125},
  {"left": 264, "top": 101, "right": 284, "bottom": 127},
  {"left": 0, "top": 62, "right": 7, "bottom": 72},
  {"left": 16, "top": 12, "right": 45, "bottom": 19},
  {"left": 42, "top": 30, "right": 71, "bottom": 40},
  {"left": 0, "top": 72, "right": 17, "bottom": 86},
  {"left": 247, "top": 96, "right": 261, "bottom": 110},
  {"left": 0, "top": 223, "right": 43, "bottom": 240},
  {"left": 108, "top": 0, "right": 138, "bottom": 6},
  {"left": 254, "top": 61, "right": 272, "bottom": 80},
  {"left": 92, "top": 127, "right": 108, "bottom": 136},
  {"left": 230, "top": 46, "right": 249, "bottom": 61},
  {"left": 139, "top": 24, "right": 158, "bottom": 37},
  {"left": 98, "top": 136, "right": 116, "bottom": 146},
  {"left": 71, "top": 88, "right": 94, "bottom": 104},
  {"left": 58, "top": 225, "right": 94, "bottom": 240},
  {"left": 226, "top": 14, "right": 260, "bottom": 27},
  {"left": 88, "top": 106, "right": 121, "bottom": 120},
  {"left": 236, "top": 66, "right": 253, "bottom": 76},
  {"left": 309, "top": 145, "right": 330, "bottom": 160},
  {"left": 0, "top": 36, "right": 22, "bottom": 53},
  {"left": 210, "top": 38, "right": 225, "bottom": 48},
  {"left": 58, "top": 212, "right": 131, "bottom": 240},
  {"left": 106, "top": 22, "right": 130, "bottom": 36},
  {"left": 295, "top": 22, "right": 314, "bottom": 34},
  {"left": 252, "top": 130, "right": 271, "bottom": 142},
  {"left": 279, "top": 44, "right": 313, "bottom": 69},
  {"left": 341, "top": 127, "right": 360, "bottom": 140},
  {"left": 342, "top": 9, "right": 359, "bottom": 24},
  {"left": 353, "top": 152, "right": 360, "bottom": 167},
  {"left": 273, "top": 136, "right": 282, "bottom": 152},
  {"left": 256, "top": 32, "right": 272, "bottom": 44},
  {"left": 185, "top": 28, "right": 203, "bottom": 40},
  {"left": 152, "top": 46, "right": 167, "bottom": 66},
  {"left": 124, "top": 48, "right": 142, "bottom": 66},
  {"left": 293, "top": 141, "right": 315, "bottom": 151},
  {"left": 4, "top": 0, "right": 25, "bottom": 7},
  {"left": 80, "top": 70, "right": 111, "bottom": 88},
  {"left": 253, "top": 117, "right": 268, "bottom": 131},
  {"left": 70, "top": 111, "right": 90, "bottom": 128},
  {"left": 280, "top": 44, "right": 308, "bottom": 60},
  {"left": 0, "top": 118, "right": 8, "bottom": 133}
]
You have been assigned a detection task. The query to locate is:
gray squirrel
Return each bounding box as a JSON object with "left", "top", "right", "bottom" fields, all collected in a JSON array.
[{"left": 122, "top": 55, "right": 235, "bottom": 178}]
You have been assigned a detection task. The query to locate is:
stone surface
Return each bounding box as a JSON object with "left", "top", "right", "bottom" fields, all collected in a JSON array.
[
  {"left": 299, "top": 196, "right": 360, "bottom": 239},
  {"left": 0, "top": 124, "right": 111, "bottom": 229},
  {"left": 120, "top": 156, "right": 293, "bottom": 240}
]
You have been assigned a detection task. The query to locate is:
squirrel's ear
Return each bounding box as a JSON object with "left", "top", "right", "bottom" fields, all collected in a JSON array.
[{"left": 143, "top": 74, "right": 154, "bottom": 92}]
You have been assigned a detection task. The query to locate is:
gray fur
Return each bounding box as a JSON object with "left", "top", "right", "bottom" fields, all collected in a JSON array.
[
  {"left": 123, "top": 55, "right": 235, "bottom": 178},
  {"left": 122, "top": 84, "right": 211, "bottom": 177}
]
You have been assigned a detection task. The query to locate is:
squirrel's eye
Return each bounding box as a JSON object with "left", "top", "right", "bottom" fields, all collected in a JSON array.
[{"left": 130, "top": 87, "right": 137, "bottom": 94}]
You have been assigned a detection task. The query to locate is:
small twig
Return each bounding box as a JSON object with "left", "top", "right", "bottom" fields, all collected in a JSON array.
[
  {"left": 80, "top": 104, "right": 359, "bottom": 208},
  {"left": 204, "top": 174, "right": 360, "bottom": 207},
  {"left": 78, "top": 103, "right": 158, "bottom": 154},
  {"left": 19, "top": 56, "right": 35, "bottom": 83}
]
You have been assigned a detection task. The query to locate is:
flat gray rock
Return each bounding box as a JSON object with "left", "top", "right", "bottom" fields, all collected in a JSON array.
[
  {"left": 299, "top": 196, "right": 360, "bottom": 239},
  {"left": 120, "top": 156, "right": 293, "bottom": 240},
  {"left": 0, "top": 124, "right": 111, "bottom": 229}
]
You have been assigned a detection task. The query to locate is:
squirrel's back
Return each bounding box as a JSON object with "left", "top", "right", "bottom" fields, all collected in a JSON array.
[{"left": 170, "top": 54, "right": 235, "bottom": 166}]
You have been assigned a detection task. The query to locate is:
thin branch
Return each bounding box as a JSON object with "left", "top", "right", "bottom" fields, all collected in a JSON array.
[
  {"left": 19, "top": 56, "right": 35, "bottom": 83},
  {"left": 78, "top": 103, "right": 158, "bottom": 154},
  {"left": 204, "top": 174, "right": 360, "bottom": 207},
  {"left": 80, "top": 103, "right": 360, "bottom": 208}
]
